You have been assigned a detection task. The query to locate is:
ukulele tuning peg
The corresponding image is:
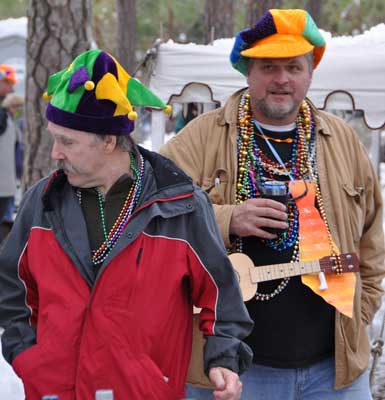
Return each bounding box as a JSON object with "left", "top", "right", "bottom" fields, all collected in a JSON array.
[{"left": 318, "top": 272, "right": 328, "bottom": 291}]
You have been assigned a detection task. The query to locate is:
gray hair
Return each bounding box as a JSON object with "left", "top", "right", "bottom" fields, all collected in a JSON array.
[
  {"left": 94, "top": 134, "right": 135, "bottom": 152},
  {"left": 2, "top": 93, "right": 24, "bottom": 109},
  {"left": 304, "top": 51, "right": 314, "bottom": 73}
]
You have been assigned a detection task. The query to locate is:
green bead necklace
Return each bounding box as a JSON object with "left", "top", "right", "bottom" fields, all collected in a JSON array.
[
  {"left": 95, "top": 153, "right": 141, "bottom": 251},
  {"left": 96, "top": 188, "right": 111, "bottom": 249}
]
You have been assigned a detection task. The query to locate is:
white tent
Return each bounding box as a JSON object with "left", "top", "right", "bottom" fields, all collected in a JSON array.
[
  {"left": 0, "top": 17, "right": 27, "bottom": 94},
  {"left": 147, "top": 24, "right": 385, "bottom": 150}
]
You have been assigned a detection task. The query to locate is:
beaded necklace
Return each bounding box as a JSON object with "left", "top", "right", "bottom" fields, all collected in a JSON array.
[
  {"left": 254, "top": 131, "right": 294, "bottom": 143},
  {"left": 236, "top": 91, "right": 316, "bottom": 300},
  {"left": 77, "top": 152, "right": 144, "bottom": 265}
]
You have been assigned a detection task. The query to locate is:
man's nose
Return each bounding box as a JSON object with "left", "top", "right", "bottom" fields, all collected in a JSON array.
[
  {"left": 273, "top": 68, "right": 290, "bottom": 85},
  {"left": 51, "top": 141, "right": 64, "bottom": 160}
]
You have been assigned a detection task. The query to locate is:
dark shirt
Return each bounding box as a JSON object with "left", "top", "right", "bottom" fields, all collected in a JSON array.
[
  {"left": 243, "top": 126, "right": 335, "bottom": 368},
  {"left": 79, "top": 174, "right": 133, "bottom": 274}
]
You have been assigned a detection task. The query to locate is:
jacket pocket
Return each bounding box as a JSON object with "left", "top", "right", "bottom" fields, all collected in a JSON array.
[
  {"left": 339, "top": 277, "right": 362, "bottom": 354},
  {"left": 340, "top": 313, "right": 363, "bottom": 354},
  {"left": 135, "top": 354, "right": 177, "bottom": 398},
  {"left": 106, "top": 351, "right": 179, "bottom": 399},
  {"left": 202, "top": 168, "right": 229, "bottom": 205},
  {"left": 12, "top": 342, "right": 74, "bottom": 395},
  {"left": 341, "top": 183, "right": 365, "bottom": 243},
  {"left": 101, "top": 245, "right": 144, "bottom": 313}
]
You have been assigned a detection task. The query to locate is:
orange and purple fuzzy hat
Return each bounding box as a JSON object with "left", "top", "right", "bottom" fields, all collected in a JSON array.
[
  {"left": 230, "top": 9, "right": 326, "bottom": 75},
  {"left": 0, "top": 64, "right": 17, "bottom": 84},
  {"left": 44, "top": 49, "right": 171, "bottom": 135}
]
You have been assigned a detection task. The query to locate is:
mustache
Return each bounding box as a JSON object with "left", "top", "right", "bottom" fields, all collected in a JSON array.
[
  {"left": 56, "top": 160, "right": 77, "bottom": 174},
  {"left": 267, "top": 85, "right": 293, "bottom": 94}
]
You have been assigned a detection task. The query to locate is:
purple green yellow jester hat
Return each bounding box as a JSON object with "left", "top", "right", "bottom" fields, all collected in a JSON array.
[
  {"left": 230, "top": 9, "right": 326, "bottom": 76},
  {"left": 44, "top": 49, "right": 171, "bottom": 135}
]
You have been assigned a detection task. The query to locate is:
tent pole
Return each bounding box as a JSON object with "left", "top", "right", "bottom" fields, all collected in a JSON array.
[{"left": 151, "top": 110, "right": 165, "bottom": 151}]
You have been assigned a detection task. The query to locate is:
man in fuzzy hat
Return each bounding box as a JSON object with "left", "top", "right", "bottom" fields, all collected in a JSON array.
[
  {"left": 0, "top": 64, "right": 17, "bottom": 133},
  {"left": 160, "top": 8, "right": 385, "bottom": 400},
  {"left": 0, "top": 65, "right": 18, "bottom": 243},
  {"left": 0, "top": 64, "right": 16, "bottom": 100},
  {"left": 0, "top": 49, "right": 253, "bottom": 400}
]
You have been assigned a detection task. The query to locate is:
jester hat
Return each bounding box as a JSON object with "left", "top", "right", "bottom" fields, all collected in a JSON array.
[
  {"left": 0, "top": 64, "right": 17, "bottom": 84},
  {"left": 44, "top": 49, "right": 171, "bottom": 135},
  {"left": 230, "top": 9, "right": 326, "bottom": 76}
]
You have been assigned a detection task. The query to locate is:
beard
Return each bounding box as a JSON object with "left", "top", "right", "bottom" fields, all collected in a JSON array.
[{"left": 254, "top": 96, "right": 300, "bottom": 122}]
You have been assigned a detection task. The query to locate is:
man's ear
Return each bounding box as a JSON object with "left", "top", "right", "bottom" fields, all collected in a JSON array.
[{"left": 104, "top": 135, "right": 117, "bottom": 154}]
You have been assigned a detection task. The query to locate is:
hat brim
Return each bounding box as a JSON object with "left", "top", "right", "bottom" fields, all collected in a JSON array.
[
  {"left": 46, "top": 103, "right": 135, "bottom": 136},
  {"left": 2, "top": 76, "right": 17, "bottom": 85},
  {"left": 241, "top": 33, "right": 324, "bottom": 68}
]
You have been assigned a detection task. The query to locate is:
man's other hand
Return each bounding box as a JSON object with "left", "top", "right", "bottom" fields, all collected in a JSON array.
[{"left": 208, "top": 367, "right": 242, "bottom": 400}]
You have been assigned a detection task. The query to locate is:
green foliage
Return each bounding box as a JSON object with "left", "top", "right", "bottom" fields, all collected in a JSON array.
[
  {"left": 93, "top": 0, "right": 116, "bottom": 53},
  {"left": 1, "top": 0, "right": 384, "bottom": 60},
  {"left": 0, "top": 0, "right": 27, "bottom": 18},
  {"left": 137, "top": 0, "right": 205, "bottom": 48}
]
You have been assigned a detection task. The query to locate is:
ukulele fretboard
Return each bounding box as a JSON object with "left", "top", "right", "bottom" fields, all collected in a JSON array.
[{"left": 249, "top": 260, "right": 322, "bottom": 283}]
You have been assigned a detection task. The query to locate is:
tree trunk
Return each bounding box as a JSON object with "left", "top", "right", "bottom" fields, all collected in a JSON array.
[
  {"left": 246, "top": 0, "right": 283, "bottom": 27},
  {"left": 24, "top": 0, "right": 93, "bottom": 190},
  {"left": 116, "top": 0, "right": 136, "bottom": 73},
  {"left": 204, "top": 0, "right": 234, "bottom": 44},
  {"left": 304, "top": 0, "right": 322, "bottom": 25},
  {"left": 167, "top": 3, "right": 174, "bottom": 41}
]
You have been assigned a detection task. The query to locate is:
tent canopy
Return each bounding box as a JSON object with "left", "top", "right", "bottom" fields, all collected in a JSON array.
[
  {"left": 148, "top": 24, "right": 385, "bottom": 130},
  {"left": 0, "top": 17, "right": 27, "bottom": 93}
]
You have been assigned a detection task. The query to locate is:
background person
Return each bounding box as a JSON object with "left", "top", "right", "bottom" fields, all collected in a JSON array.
[
  {"left": 175, "top": 102, "right": 199, "bottom": 133},
  {"left": 0, "top": 65, "right": 18, "bottom": 245},
  {"left": 160, "top": 8, "right": 385, "bottom": 400},
  {"left": 1, "top": 93, "right": 25, "bottom": 237},
  {"left": 0, "top": 49, "right": 253, "bottom": 400}
]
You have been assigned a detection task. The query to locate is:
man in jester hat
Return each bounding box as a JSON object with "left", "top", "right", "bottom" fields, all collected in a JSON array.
[
  {"left": 160, "top": 8, "right": 385, "bottom": 400},
  {"left": 0, "top": 49, "right": 253, "bottom": 400}
]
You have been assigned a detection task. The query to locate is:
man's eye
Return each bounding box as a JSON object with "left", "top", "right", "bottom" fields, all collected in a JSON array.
[{"left": 288, "top": 65, "right": 301, "bottom": 72}]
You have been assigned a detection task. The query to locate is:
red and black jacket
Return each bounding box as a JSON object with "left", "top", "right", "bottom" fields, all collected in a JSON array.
[{"left": 0, "top": 147, "right": 253, "bottom": 400}]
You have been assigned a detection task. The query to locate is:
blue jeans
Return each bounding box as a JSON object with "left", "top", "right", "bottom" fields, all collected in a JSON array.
[{"left": 185, "top": 358, "right": 372, "bottom": 400}]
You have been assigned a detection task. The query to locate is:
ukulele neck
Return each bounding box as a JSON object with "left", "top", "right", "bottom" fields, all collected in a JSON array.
[{"left": 249, "top": 260, "right": 321, "bottom": 283}]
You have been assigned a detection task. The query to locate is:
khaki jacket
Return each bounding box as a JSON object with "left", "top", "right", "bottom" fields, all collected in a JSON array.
[{"left": 160, "top": 89, "right": 385, "bottom": 389}]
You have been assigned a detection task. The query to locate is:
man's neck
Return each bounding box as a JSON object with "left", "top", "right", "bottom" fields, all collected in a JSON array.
[{"left": 97, "top": 151, "right": 133, "bottom": 197}]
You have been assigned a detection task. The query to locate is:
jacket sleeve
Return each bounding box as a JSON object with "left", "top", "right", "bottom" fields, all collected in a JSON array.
[
  {"left": 186, "top": 187, "right": 253, "bottom": 375},
  {"left": 0, "top": 107, "right": 7, "bottom": 135},
  {"left": 159, "top": 122, "right": 235, "bottom": 247},
  {"left": 357, "top": 144, "right": 385, "bottom": 324},
  {"left": 0, "top": 185, "right": 41, "bottom": 364}
]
